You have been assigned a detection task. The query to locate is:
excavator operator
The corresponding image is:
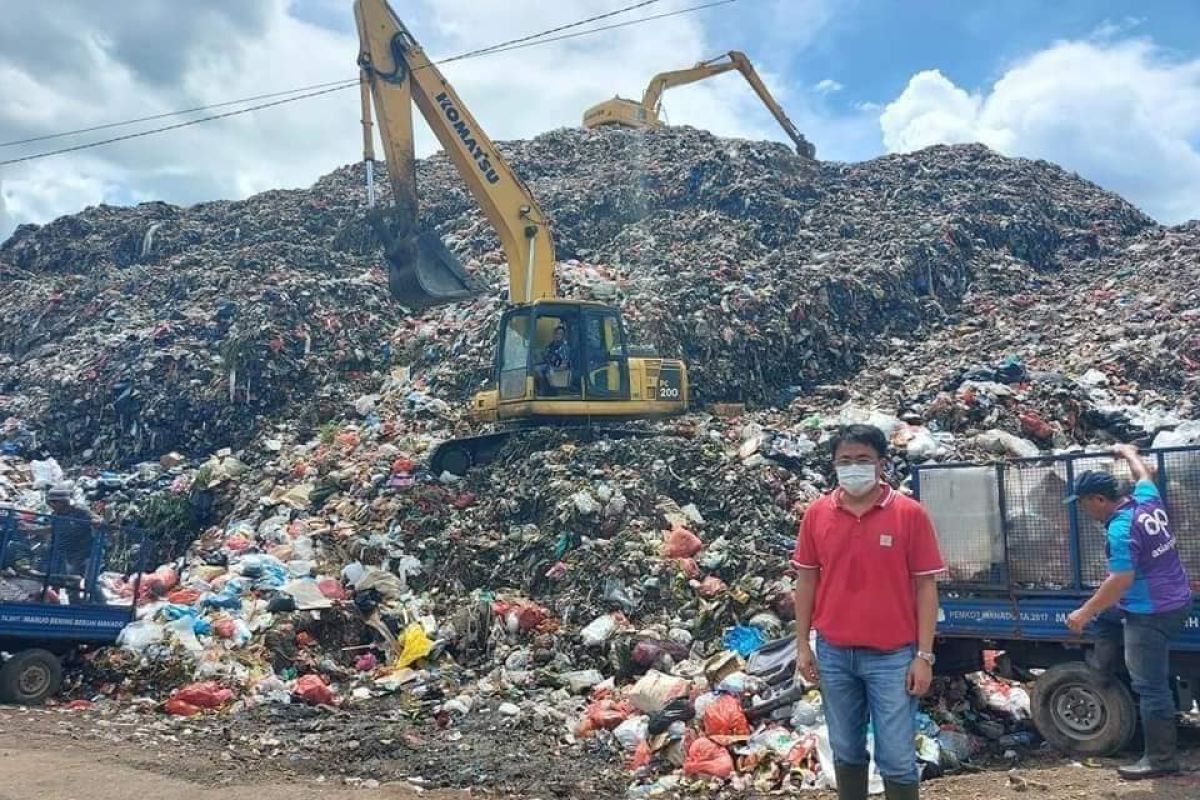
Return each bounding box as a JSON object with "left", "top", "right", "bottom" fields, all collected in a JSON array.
[{"left": 535, "top": 325, "right": 573, "bottom": 396}]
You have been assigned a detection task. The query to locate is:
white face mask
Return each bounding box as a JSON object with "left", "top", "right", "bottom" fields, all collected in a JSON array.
[{"left": 836, "top": 464, "right": 878, "bottom": 497}]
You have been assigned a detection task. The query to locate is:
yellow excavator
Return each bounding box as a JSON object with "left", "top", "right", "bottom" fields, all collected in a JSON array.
[
  {"left": 354, "top": 0, "right": 689, "bottom": 476},
  {"left": 582, "top": 51, "right": 815, "bottom": 159}
]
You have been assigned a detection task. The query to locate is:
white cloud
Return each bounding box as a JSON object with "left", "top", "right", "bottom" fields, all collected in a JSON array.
[
  {"left": 0, "top": 0, "right": 843, "bottom": 240},
  {"left": 814, "top": 78, "right": 843, "bottom": 94},
  {"left": 880, "top": 39, "right": 1200, "bottom": 224}
]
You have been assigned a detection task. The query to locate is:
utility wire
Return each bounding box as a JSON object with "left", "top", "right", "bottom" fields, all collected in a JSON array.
[
  {"left": 454, "top": 0, "right": 736, "bottom": 59},
  {"left": 0, "top": 0, "right": 739, "bottom": 168},
  {"left": 0, "top": 79, "right": 360, "bottom": 149},
  {"left": 0, "top": 0, "right": 670, "bottom": 150},
  {"left": 0, "top": 84, "right": 357, "bottom": 167},
  {"left": 0, "top": 0, "right": 667, "bottom": 150},
  {"left": 437, "top": 0, "right": 663, "bottom": 63}
]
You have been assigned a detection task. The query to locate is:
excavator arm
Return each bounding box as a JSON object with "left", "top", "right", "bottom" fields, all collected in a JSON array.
[
  {"left": 638, "top": 51, "right": 815, "bottom": 159},
  {"left": 723, "top": 53, "right": 815, "bottom": 160},
  {"left": 354, "top": 0, "right": 556, "bottom": 307}
]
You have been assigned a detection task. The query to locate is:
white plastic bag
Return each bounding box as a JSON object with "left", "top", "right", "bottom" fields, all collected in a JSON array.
[
  {"left": 116, "top": 619, "right": 165, "bottom": 652},
  {"left": 30, "top": 459, "right": 64, "bottom": 490}
]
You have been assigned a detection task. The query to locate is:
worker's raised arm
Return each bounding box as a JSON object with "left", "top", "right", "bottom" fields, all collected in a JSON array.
[{"left": 1112, "top": 443, "right": 1154, "bottom": 483}]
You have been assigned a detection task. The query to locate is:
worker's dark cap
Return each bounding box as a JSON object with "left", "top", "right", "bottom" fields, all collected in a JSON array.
[{"left": 1064, "top": 470, "right": 1119, "bottom": 503}]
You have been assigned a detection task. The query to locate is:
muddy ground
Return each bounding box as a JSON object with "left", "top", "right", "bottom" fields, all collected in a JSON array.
[{"left": 2, "top": 701, "right": 1198, "bottom": 799}]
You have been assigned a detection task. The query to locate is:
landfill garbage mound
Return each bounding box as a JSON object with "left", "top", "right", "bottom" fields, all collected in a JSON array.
[
  {"left": 0, "top": 126, "right": 1159, "bottom": 467},
  {"left": 3, "top": 125, "right": 1199, "bottom": 796}
]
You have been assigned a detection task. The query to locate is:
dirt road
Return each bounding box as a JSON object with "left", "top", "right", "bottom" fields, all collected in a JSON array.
[{"left": 2, "top": 706, "right": 1197, "bottom": 799}]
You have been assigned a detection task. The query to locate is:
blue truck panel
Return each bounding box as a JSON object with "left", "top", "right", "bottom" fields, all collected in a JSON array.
[
  {"left": 0, "top": 601, "right": 133, "bottom": 642},
  {"left": 938, "top": 595, "right": 1200, "bottom": 651}
]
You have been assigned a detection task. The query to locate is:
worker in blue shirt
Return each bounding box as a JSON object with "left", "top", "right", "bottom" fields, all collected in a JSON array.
[{"left": 1065, "top": 444, "right": 1192, "bottom": 780}]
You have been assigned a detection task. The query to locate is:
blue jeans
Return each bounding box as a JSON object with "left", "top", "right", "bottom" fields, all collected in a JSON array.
[
  {"left": 816, "top": 636, "right": 918, "bottom": 784},
  {"left": 1093, "top": 607, "right": 1189, "bottom": 722}
]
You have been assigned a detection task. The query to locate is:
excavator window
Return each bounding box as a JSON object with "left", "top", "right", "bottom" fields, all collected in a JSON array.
[
  {"left": 582, "top": 309, "right": 630, "bottom": 400},
  {"left": 498, "top": 311, "right": 532, "bottom": 401}
]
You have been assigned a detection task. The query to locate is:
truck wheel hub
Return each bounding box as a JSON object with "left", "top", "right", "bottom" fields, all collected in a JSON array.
[{"left": 1053, "top": 684, "right": 1104, "bottom": 734}]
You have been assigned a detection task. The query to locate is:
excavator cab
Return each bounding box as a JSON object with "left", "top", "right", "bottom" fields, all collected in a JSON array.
[{"left": 495, "top": 301, "right": 631, "bottom": 406}]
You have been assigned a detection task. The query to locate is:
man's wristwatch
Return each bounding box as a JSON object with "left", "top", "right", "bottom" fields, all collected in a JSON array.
[{"left": 916, "top": 650, "right": 936, "bottom": 666}]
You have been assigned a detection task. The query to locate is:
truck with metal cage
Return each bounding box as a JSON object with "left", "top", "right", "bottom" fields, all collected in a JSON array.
[
  {"left": 0, "top": 509, "right": 146, "bottom": 704},
  {"left": 913, "top": 445, "right": 1200, "bottom": 756}
]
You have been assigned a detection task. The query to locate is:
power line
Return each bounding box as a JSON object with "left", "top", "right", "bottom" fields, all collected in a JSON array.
[
  {"left": 0, "top": 79, "right": 360, "bottom": 149},
  {"left": 0, "top": 0, "right": 671, "bottom": 151},
  {"left": 0, "top": 0, "right": 740, "bottom": 168},
  {"left": 438, "top": 0, "right": 664, "bottom": 63},
  {"left": 453, "top": 0, "right": 737, "bottom": 59},
  {"left": 0, "top": 84, "right": 357, "bottom": 167}
]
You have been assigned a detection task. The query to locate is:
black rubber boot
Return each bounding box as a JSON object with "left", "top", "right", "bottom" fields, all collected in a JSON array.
[
  {"left": 882, "top": 779, "right": 920, "bottom": 800},
  {"left": 1118, "top": 718, "right": 1180, "bottom": 780},
  {"left": 834, "top": 762, "right": 870, "bottom": 800}
]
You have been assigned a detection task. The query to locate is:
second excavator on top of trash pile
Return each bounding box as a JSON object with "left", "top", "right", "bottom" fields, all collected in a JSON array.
[
  {"left": 581, "top": 50, "right": 816, "bottom": 159},
  {"left": 354, "top": 0, "right": 703, "bottom": 475}
]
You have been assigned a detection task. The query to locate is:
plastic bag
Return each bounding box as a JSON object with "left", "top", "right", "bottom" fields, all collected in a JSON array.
[
  {"left": 396, "top": 622, "right": 434, "bottom": 668},
  {"left": 164, "top": 698, "right": 203, "bottom": 717},
  {"left": 703, "top": 694, "right": 750, "bottom": 737},
  {"left": 683, "top": 737, "right": 734, "bottom": 778},
  {"left": 174, "top": 681, "right": 233, "bottom": 710},
  {"left": 630, "top": 670, "right": 691, "bottom": 713},
  {"left": 116, "top": 619, "right": 164, "bottom": 652},
  {"left": 582, "top": 697, "right": 635, "bottom": 731},
  {"left": 30, "top": 458, "right": 64, "bottom": 489},
  {"left": 293, "top": 674, "right": 336, "bottom": 705},
  {"left": 663, "top": 526, "right": 703, "bottom": 558},
  {"left": 722, "top": 625, "right": 767, "bottom": 657},
  {"left": 614, "top": 716, "right": 649, "bottom": 752},
  {"left": 629, "top": 739, "right": 652, "bottom": 770},
  {"left": 580, "top": 613, "right": 619, "bottom": 646}
]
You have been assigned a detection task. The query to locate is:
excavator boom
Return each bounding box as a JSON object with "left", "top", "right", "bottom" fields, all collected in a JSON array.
[
  {"left": 582, "top": 50, "right": 815, "bottom": 159},
  {"left": 355, "top": 0, "right": 557, "bottom": 306}
]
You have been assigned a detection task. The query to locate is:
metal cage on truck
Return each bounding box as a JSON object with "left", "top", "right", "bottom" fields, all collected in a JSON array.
[
  {"left": 912, "top": 445, "right": 1200, "bottom": 757},
  {"left": 0, "top": 507, "right": 148, "bottom": 704}
]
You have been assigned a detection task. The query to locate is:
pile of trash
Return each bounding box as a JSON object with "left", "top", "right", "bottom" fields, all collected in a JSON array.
[
  {"left": 0, "top": 128, "right": 1168, "bottom": 467},
  {"left": 2, "top": 124, "right": 1198, "bottom": 793}
]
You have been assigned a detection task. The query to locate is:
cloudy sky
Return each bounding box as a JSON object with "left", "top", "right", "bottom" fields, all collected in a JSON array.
[{"left": 2, "top": 0, "right": 1199, "bottom": 241}]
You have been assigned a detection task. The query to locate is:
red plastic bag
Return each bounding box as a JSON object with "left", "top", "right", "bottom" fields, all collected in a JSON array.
[
  {"left": 703, "top": 694, "right": 750, "bottom": 736},
  {"left": 629, "top": 740, "right": 652, "bottom": 770},
  {"left": 663, "top": 526, "right": 703, "bottom": 558},
  {"left": 698, "top": 576, "right": 727, "bottom": 598},
  {"left": 167, "top": 587, "right": 202, "bottom": 605},
  {"left": 683, "top": 737, "right": 734, "bottom": 778},
  {"left": 294, "top": 674, "right": 336, "bottom": 705},
  {"left": 174, "top": 681, "right": 233, "bottom": 710},
  {"left": 213, "top": 618, "right": 236, "bottom": 639},
  {"left": 584, "top": 697, "right": 634, "bottom": 730},
  {"left": 317, "top": 578, "right": 347, "bottom": 600},
  {"left": 164, "top": 698, "right": 202, "bottom": 717}
]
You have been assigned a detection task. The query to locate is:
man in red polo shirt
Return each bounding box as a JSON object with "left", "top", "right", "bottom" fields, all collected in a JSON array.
[{"left": 793, "top": 424, "right": 945, "bottom": 800}]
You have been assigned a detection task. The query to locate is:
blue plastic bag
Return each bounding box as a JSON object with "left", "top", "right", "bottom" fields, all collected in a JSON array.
[{"left": 722, "top": 625, "right": 766, "bottom": 657}]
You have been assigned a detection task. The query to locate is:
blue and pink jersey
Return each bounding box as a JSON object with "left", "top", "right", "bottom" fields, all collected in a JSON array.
[{"left": 1105, "top": 479, "right": 1192, "bottom": 614}]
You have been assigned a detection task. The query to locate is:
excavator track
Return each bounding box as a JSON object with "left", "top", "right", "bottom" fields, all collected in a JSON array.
[{"left": 429, "top": 424, "right": 675, "bottom": 477}]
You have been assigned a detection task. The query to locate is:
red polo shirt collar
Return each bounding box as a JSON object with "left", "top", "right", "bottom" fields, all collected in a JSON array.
[{"left": 832, "top": 483, "right": 896, "bottom": 510}]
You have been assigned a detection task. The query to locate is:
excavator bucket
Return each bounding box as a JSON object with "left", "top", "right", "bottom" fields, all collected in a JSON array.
[
  {"left": 367, "top": 208, "right": 482, "bottom": 309},
  {"left": 386, "top": 231, "right": 481, "bottom": 310}
]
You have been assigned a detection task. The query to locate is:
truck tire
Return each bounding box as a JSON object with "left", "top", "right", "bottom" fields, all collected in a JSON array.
[
  {"left": 0, "top": 649, "right": 63, "bottom": 706},
  {"left": 1032, "top": 661, "right": 1136, "bottom": 756}
]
